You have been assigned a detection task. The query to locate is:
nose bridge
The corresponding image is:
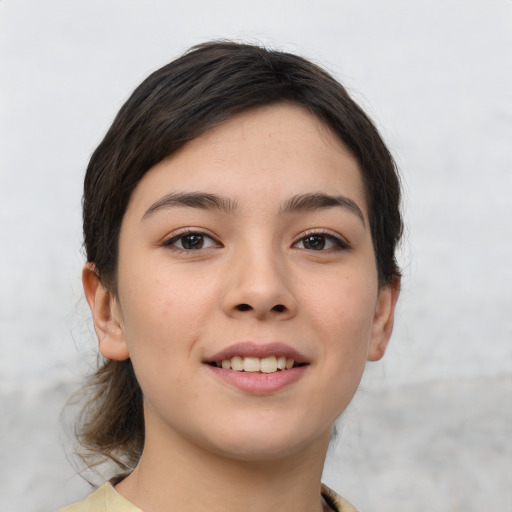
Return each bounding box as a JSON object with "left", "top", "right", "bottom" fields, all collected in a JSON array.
[{"left": 222, "top": 236, "right": 296, "bottom": 319}]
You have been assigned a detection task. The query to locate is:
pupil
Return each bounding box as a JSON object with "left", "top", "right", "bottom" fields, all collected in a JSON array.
[
  {"left": 305, "top": 235, "right": 325, "bottom": 250},
  {"left": 183, "top": 234, "right": 203, "bottom": 249}
]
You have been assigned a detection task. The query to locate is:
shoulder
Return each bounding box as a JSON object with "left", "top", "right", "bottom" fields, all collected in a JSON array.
[
  {"left": 321, "top": 483, "right": 359, "bottom": 512},
  {"left": 59, "top": 483, "right": 142, "bottom": 512}
]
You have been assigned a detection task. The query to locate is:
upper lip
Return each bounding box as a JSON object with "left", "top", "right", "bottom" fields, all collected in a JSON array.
[{"left": 205, "top": 342, "right": 308, "bottom": 364}]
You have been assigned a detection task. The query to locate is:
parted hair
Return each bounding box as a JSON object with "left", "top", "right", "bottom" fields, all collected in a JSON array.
[{"left": 78, "top": 40, "right": 403, "bottom": 474}]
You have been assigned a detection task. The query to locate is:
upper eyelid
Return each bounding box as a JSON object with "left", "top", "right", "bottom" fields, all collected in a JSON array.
[
  {"left": 294, "top": 228, "right": 349, "bottom": 244},
  {"left": 162, "top": 227, "right": 218, "bottom": 241},
  {"left": 159, "top": 227, "right": 349, "bottom": 247},
  {"left": 160, "top": 229, "right": 222, "bottom": 250}
]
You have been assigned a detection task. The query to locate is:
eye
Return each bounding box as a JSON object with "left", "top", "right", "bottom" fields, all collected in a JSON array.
[
  {"left": 164, "top": 231, "right": 219, "bottom": 251},
  {"left": 294, "top": 232, "right": 349, "bottom": 251}
]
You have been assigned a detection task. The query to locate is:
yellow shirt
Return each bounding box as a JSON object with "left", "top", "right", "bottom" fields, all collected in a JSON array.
[{"left": 60, "top": 483, "right": 359, "bottom": 512}]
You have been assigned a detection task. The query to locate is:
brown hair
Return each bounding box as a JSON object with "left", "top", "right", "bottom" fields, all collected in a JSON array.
[{"left": 77, "top": 40, "right": 403, "bottom": 473}]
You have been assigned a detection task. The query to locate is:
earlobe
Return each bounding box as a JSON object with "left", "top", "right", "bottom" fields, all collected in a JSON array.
[
  {"left": 82, "top": 263, "right": 130, "bottom": 361},
  {"left": 367, "top": 277, "right": 400, "bottom": 362}
]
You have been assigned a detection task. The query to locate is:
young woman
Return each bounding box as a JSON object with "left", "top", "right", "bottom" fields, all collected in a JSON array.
[{"left": 63, "top": 41, "right": 402, "bottom": 512}]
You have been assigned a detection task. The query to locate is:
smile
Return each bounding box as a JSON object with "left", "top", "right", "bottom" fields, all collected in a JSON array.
[
  {"left": 211, "top": 356, "right": 304, "bottom": 373},
  {"left": 205, "top": 342, "right": 309, "bottom": 392}
]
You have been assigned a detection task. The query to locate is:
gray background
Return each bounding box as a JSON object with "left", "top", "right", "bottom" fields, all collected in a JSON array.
[{"left": 1, "top": 1, "right": 511, "bottom": 511}]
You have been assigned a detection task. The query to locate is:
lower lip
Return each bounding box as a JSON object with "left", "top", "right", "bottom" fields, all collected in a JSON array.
[{"left": 205, "top": 365, "right": 308, "bottom": 394}]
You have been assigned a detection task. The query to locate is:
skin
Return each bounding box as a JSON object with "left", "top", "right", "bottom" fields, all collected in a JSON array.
[{"left": 83, "top": 104, "right": 399, "bottom": 512}]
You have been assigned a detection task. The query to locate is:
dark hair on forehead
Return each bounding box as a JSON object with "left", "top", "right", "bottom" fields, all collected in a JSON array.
[{"left": 79, "top": 41, "right": 402, "bottom": 473}]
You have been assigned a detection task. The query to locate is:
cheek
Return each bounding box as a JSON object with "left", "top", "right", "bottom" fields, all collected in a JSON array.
[
  {"left": 120, "top": 257, "right": 200, "bottom": 324},
  {"left": 117, "top": 260, "right": 220, "bottom": 367},
  {"left": 308, "top": 268, "right": 377, "bottom": 336},
  {"left": 309, "top": 274, "right": 377, "bottom": 416},
  {"left": 303, "top": 266, "right": 378, "bottom": 396}
]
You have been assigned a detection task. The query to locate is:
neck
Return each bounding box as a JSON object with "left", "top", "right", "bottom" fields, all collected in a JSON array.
[{"left": 116, "top": 420, "right": 331, "bottom": 512}]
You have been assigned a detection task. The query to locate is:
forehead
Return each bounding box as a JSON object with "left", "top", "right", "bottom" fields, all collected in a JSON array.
[{"left": 125, "top": 104, "right": 368, "bottom": 220}]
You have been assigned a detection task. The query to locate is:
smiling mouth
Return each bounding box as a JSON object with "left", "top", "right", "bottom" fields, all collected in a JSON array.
[{"left": 208, "top": 356, "right": 307, "bottom": 374}]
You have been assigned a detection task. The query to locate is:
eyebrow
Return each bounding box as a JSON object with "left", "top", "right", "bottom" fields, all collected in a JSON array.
[
  {"left": 142, "top": 190, "right": 365, "bottom": 227},
  {"left": 281, "top": 193, "right": 366, "bottom": 227},
  {"left": 142, "top": 192, "right": 239, "bottom": 220}
]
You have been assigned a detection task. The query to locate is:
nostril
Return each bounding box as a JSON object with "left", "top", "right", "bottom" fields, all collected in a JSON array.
[
  {"left": 272, "top": 304, "right": 286, "bottom": 313},
  {"left": 237, "top": 303, "right": 252, "bottom": 311}
]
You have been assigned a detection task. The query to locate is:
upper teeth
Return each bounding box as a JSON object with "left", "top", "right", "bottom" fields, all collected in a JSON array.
[{"left": 219, "top": 356, "right": 295, "bottom": 373}]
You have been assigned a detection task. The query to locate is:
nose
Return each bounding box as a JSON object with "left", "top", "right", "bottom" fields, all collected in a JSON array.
[{"left": 221, "top": 247, "right": 297, "bottom": 321}]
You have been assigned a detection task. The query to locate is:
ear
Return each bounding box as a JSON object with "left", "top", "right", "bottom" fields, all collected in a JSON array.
[
  {"left": 82, "top": 263, "right": 130, "bottom": 361},
  {"left": 367, "top": 277, "right": 400, "bottom": 362}
]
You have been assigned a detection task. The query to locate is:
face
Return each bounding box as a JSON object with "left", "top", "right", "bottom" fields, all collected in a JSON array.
[{"left": 86, "top": 104, "right": 398, "bottom": 462}]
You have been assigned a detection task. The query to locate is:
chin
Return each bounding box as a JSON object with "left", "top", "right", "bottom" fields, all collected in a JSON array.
[
  {"left": 211, "top": 441, "right": 310, "bottom": 463},
  {"left": 198, "top": 421, "right": 331, "bottom": 463}
]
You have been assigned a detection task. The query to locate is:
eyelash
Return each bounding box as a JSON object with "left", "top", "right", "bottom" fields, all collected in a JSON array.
[
  {"left": 293, "top": 229, "right": 350, "bottom": 252},
  {"left": 162, "top": 230, "right": 221, "bottom": 252},
  {"left": 162, "top": 229, "right": 349, "bottom": 253}
]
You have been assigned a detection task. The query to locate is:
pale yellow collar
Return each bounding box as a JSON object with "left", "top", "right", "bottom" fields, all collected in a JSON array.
[{"left": 61, "top": 482, "right": 359, "bottom": 512}]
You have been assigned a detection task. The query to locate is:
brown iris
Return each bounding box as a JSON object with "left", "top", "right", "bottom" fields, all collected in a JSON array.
[
  {"left": 181, "top": 234, "right": 205, "bottom": 249},
  {"left": 302, "top": 235, "right": 326, "bottom": 250}
]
